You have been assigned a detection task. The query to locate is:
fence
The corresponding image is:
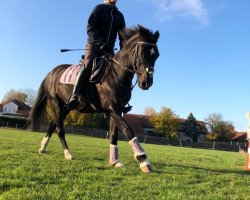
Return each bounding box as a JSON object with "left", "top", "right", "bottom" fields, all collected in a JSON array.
[
  {"left": 64, "top": 126, "right": 248, "bottom": 152},
  {"left": 1, "top": 123, "right": 247, "bottom": 152}
]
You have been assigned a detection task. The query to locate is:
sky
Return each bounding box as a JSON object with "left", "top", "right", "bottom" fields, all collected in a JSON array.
[{"left": 0, "top": 0, "right": 250, "bottom": 131}]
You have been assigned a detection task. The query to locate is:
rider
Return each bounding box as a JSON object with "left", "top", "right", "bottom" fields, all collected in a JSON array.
[{"left": 67, "top": 0, "right": 126, "bottom": 110}]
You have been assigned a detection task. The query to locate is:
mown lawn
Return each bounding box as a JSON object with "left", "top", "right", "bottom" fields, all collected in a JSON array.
[{"left": 0, "top": 128, "right": 249, "bottom": 200}]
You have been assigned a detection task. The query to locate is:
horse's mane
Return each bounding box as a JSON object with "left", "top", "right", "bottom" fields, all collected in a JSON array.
[{"left": 120, "top": 25, "right": 156, "bottom": 47}]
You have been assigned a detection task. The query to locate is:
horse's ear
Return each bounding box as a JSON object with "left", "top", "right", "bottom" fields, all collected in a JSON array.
[{"left": 153, "top": 31, "right": 160, "bottom": 43}]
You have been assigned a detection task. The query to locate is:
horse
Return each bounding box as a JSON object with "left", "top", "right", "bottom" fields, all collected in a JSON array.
[{"left": 28, "top": 25, "right": 160, "bottom": 173}]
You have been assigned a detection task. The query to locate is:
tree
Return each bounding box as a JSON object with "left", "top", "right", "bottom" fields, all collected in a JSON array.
[
  {"left": 204, "top": 113, "right": 235, "bottom": 141},
  {"left": 1, "top": 88, "right": 37, "bottom": 106},
  {"left": 143, "top": 107, "right": 156, "bottom": 116},
  {"left": 23, "top": 88, "right": 37, "bottom": 106},
  {"left": 184, "top": 113, "right": 199, "bottom": 142},
  {"left": 1, "top": 89, "right": 27, "bottom": 104},
  {"left": 64, "top": 112, "right": 108, "bottom": 129},
  {"left": 150, "top": 106, "right": 180, "bottom": 139}
]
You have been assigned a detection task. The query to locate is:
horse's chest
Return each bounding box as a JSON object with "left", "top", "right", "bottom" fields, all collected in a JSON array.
[{"left": 98, "top": 86, "right": 131, "bottom": 106}]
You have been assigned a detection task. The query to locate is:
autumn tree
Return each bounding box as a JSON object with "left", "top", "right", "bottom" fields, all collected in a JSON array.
[
  {"left": 64, "top": 112, "right": 108, "bottom": 129},
  {"left": 150, "top": 106, "right": 180, "bottom": 139},
  {"left": 205, "top": 113, "right": 235, "bottom": 141},
  {"left": 1, "top": 88, "right": 37, "bottom": 106},
  {"left": 1, "top": 89, "right": 27, "bottom": 104}
]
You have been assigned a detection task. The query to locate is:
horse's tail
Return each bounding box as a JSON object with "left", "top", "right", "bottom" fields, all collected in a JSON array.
[{"left": 28, "top": 78, "right": 48, "bottom": 131}]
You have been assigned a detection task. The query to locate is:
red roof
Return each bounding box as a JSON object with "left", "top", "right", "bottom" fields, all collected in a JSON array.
[
  {"left": 123, "top": 114, "right": 151, "bottom": 135},
  {"left": 231, "top": 132, "right": 247, "bottom": 141}
]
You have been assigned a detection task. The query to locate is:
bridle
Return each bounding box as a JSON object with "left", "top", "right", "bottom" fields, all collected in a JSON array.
[{"left": 112, "top": 41, "right": 157, "bottom": 79}]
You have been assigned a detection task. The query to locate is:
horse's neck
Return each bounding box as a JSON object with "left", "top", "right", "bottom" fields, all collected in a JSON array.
[{"left": 111, "top": 52, "right": 134, "bottom": 85}]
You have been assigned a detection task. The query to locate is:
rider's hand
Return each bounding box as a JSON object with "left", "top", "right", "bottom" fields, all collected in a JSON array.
[{"left": 100, "top": 43, "right": 111, "bottom": 54}]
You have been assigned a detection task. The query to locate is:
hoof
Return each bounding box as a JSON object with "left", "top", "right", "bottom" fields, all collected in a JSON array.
[
  {"left": 64, "top": 149, "right": 74, "bottom": 160},
  {"left": 140, "top": 159, "right": 153, "bottom": 173},
  {"left": 140, "top": 164, "right": 153, "bottom": 173},
  {"left": 39, "top": 149, "right": 46, "bottom": 155},
  {"left": 110, "top": 160, "right": 125, "bottom": 168},
  {"left": 114, "top": 162, "right": 125, "bottom": 168},
  {"left": 65, "top": 155, "right": 74, "bottom": 160}
]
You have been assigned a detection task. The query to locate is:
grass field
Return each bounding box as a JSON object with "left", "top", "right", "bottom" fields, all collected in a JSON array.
[{"left": 0, "top": 128, "right": 249, "bottom": 200}]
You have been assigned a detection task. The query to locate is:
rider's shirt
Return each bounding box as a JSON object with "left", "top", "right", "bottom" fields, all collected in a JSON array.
[{"left": 87, "top": 4, "right": 125, "bottom": 50}]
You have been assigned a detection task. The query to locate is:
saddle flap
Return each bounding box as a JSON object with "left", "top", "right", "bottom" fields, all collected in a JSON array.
[{"left": 90, "top": 56, "right": 108, "bottom": 84}]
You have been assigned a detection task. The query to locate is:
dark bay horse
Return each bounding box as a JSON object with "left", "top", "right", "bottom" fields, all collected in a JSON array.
[{"left": 29, "top": 25, "right": 160, "bottom": 173}]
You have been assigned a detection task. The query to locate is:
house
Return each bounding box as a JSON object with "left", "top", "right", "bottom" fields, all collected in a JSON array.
[
  {"left": 231, "top": 132, "right": 247, "bottom": 142},
  {"left": 123, "top": 114, "right": 154, "bottom": 136},
  {"left": 0, "top": 99, "right": 31, "bottom": 118},
  {"left": 123, "top": 114, "right": 208, "bottom": 141},
  {"left": 0, "top": 104, "right": 3, "bottom": 112}
]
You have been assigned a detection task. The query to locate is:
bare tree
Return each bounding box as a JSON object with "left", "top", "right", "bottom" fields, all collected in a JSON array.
[
  {"left": 23, "top": 88, "right": 37, "bottom": 106},
  {"left": 143, "top": 106, "right": 156, "bottom": 116},
  {"left": 205, "top": 113, "right": 235, "bottom": 141}
]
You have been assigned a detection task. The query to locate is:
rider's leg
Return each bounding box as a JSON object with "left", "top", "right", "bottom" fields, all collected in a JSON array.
[
  {"left": 67, "top": 66, "right": 89, "bottom": 110},
  {"left": 67, "top": 44, "right": 100, "bottom": 110}
]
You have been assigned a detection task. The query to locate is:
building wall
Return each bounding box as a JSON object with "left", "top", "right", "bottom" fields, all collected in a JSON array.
[{"left": 2, "top": 102, "right": 18, "bottom": 114}]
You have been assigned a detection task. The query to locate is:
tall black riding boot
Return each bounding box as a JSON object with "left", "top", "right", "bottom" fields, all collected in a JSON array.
[{"left": 67, "top": 66, "right": 88, "bottom": 110}]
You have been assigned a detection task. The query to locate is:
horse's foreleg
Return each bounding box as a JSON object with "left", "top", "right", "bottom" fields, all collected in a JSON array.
[
  {"left": 129, "top": 137, "right": 152, "bottom": 172},
  {"left": 110, "top": 113, "right": 152, "bottom": 173},
  {"left": 109, "top": 118, "right": 124, "bottom": 167},
  {"left": 39, "top": 122, "right": 56, "bottom": 154}
]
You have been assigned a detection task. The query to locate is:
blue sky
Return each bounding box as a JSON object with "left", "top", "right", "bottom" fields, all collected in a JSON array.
[{"left": 0, "top": 0, "right": 249, "bottom": 131}]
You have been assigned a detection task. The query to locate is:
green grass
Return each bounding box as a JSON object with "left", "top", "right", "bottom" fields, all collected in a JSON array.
[{"left": 0, "top": 128, "right": 249, "bottom": 200}]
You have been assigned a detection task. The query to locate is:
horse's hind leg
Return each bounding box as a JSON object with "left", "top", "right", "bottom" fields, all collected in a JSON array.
[
  {"left": 53, "top": 99, "right": 73, "bottom": 160},
  {"left": 39, "top": 122, "right": 56, "bottom": 154},
  {"left": 56, "top": 119, "right": 74, "bottom": 160},
  {"left": 109, "top": 118, "right": 124, "bottom": 168}
]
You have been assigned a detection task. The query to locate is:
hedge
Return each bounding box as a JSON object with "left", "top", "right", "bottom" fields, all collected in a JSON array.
[{"left": 0, "top": 115, "right": 28, "bottom": 129}]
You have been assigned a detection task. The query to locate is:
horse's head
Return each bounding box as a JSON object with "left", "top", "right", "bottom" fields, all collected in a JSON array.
[{"left": 119, "top": 25, "right": 160, "bottom": 90}]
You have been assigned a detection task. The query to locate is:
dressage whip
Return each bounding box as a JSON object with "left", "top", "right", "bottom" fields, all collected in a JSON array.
[
  {"left": 60, "top": 48, "right": 118, "bottom": 52},
  {"left": 60, "top": 49, "right": 85, "bottom": 52}
]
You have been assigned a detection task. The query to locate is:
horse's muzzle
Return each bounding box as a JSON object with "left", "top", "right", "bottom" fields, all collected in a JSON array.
[{"left": 139, "top": 74, "right": 153, "bottom": 90}]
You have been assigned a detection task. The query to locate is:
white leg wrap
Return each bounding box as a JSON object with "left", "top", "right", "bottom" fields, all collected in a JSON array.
[
  {"left": 109, "top": 144, "right": 124, "bottom": 167},
  {"left": 39, "top": 137, "right": 50, "bottom": 154},
  {"left": 64, "top": 149, "right": 74, "bottom": 160},
  {"left": 129, "top": 137, "right": 146, "bottom": 159}
]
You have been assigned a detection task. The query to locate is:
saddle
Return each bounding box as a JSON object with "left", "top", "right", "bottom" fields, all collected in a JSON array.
[{"left": 60, "top": 56, "right": 109, "bottom": 85}]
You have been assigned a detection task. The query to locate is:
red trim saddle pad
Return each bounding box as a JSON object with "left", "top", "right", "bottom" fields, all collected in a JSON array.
[{"left": 60, "top": 64, "right": 81, "bottom": 85}]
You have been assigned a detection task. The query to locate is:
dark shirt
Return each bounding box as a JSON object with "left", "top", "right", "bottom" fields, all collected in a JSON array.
[{"left": 87, "top": 4, "right": 125, "bottom": 50}]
